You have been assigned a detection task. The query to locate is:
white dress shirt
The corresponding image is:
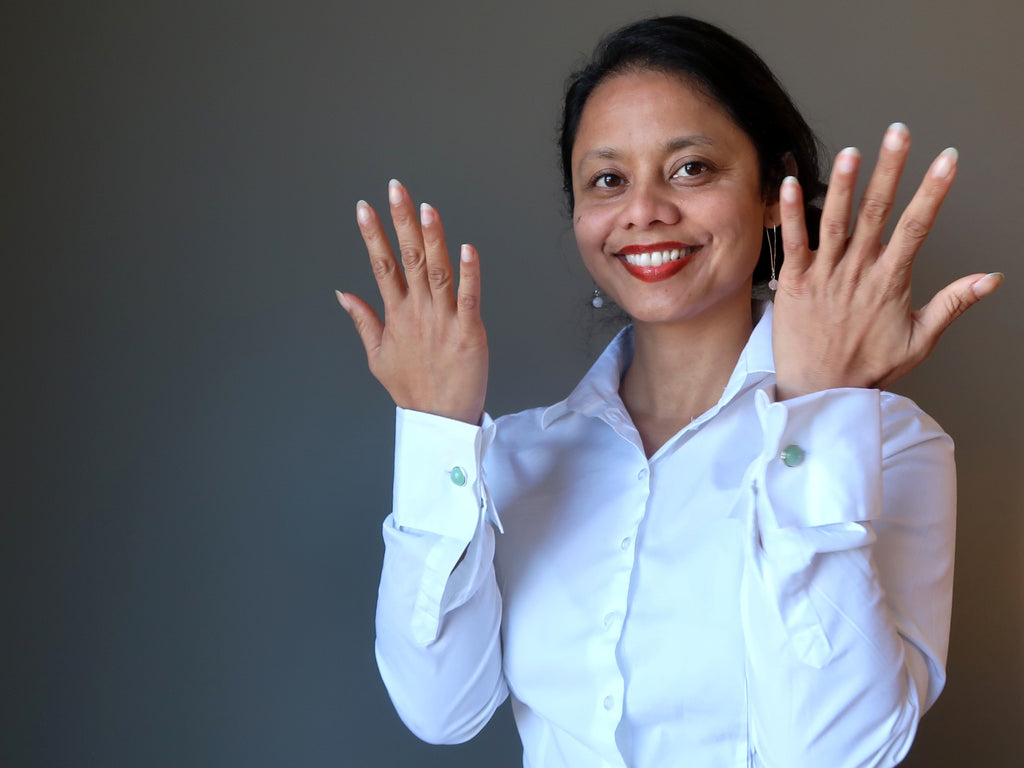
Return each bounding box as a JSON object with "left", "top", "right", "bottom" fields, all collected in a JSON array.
[{"left": 374, "top": 304, "right": 955, "bottom": 768}]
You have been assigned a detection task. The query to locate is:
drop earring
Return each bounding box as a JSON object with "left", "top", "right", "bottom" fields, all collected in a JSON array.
[
  {"left": 591, "top": 287, "right": 605, "bottom": 308},
  {"left": 767, "top": 225, "right": 778, "bottom": 292}
]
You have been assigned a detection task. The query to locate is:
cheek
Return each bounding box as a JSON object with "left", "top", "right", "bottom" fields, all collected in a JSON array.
[
  {"left": 572, "top": 213, "right": 596, "bottom": 256},
  {"left": 572, "top": 205, "right": 612, "bottom": 250},
  {"left": 572, "top": 213, "right": 609, "bottom": 284},
  {"left": 706, "top": 193, "right": 765, "bottom": 244}
]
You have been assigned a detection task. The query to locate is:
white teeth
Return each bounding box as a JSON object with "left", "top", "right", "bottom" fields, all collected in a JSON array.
[{"left": 623, "top": 247, "right": 692, "bottom": 266}]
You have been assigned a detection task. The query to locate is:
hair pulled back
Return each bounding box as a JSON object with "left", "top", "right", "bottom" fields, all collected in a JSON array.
[{"left": 560, "top": 16, "right": 826, "bottom": 289}]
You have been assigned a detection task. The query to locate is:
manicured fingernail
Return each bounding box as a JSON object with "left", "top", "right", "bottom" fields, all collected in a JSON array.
[
  {"left": 388, "top": 178, "right": 402, "bottom": 205},
  {"left": 335, "top": 290, "right": 351, "bottom": 311},
  {"left": 420, "top": 202, "right": 435, "bottom": 226},
  {"left": 460, "top": 244, "right": 473, "bottom": 263},
  {"left": 355, "top": 200, "right": 371, "bottom": 225},
  {"left": 781, "top": 176, "right": 799, "bottom": 202},
  {"left": 972, "top": 271, "right": 1004, "bottom": 298},
  {"left": 835, "top": 147, "right": 860, "bottom": 174},
  {"left": 933, "top": 147, "right": 958, "bottom": 178},
  {"left": 883, "top": 122, "right": 909, "bottom": 151}
]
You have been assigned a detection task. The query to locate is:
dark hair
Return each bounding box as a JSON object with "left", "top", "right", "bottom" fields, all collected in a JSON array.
[{"left": 560, "top": 16, "right": 825, "bottom": 290}]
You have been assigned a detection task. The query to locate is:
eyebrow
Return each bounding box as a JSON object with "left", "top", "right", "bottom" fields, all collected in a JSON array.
[{"left": 576, "top": 134, "right": 715, "bottom": 173}]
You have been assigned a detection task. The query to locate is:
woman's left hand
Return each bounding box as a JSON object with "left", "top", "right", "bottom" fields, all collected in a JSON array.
[{"left": 771, "top": 123, "right": 1002, "bottom": 401}]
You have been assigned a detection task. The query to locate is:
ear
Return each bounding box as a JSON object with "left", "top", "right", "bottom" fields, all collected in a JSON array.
[{"left": 764, "top": 152, "right": 799, "bottom": 228}]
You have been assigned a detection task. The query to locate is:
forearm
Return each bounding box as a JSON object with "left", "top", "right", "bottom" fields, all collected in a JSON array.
[
  {"left": 743, "top": 532, "right": 924, "bottom": 767},
  {"left": 373, "top": 408, "right": 508, "bottom": 744},
  {"left": 375, "top": 514, "right": 508, "bottom": 744},
  {"left": 742, "top": 388, "right": 954, "bottom": 767}
]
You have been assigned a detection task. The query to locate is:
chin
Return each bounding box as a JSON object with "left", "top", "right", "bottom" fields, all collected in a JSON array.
[{"left": 613, "top": 284, "right": 754, "bottom": 328}]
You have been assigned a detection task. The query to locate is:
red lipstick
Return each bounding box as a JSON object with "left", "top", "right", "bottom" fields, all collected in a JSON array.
[
  {"left": 616, "top": 242, "right": 698, "bottom": 283},
  {"left": 618, "top": 241, "right": 689, "bottom": 255}
]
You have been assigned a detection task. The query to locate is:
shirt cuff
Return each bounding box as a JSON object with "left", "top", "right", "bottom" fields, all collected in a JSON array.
[
  {"left": 755, "top": 387, "right": 882, "bottom": 530},
  {"left": 392, "top": 407, "right": 499, "bottom": 541}
]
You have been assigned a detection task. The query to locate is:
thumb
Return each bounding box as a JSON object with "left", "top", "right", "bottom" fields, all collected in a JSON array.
[
  {"left": 916, "top": 272, "right": 1004, "bottom": 340},
  {"left": 336, "top": 290, "right": 384, "bottom": 360}
]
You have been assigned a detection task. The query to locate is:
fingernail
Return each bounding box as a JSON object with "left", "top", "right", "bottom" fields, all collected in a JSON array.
[
  {"left": 356, "top": 200, "right": 371, "bottom": 225},
  {"left": 335, "top": 290, "right": 351, "bottom": 311},
  {"left": 420, "top": 202, "right": 435, "bottom": 226},
  {"left": 835, "top": 147, "right": 860, "bottom": 174},
  {"left": 972, "top": 271, "right": 1004, "bottom": 298},
  {"left": 933, "top": 147, "right": 958, "bottom": 178},
  {"left": 883, "top": 122, "right": 909, "bottom": 151},
  {"left": 388, "top": 178, "right": 402, "bottom": 205},
  {"left": 781, "top": 176, "right": 799, "bottom": 203},
  {"left": 460, "top": 244, "right": 473, "bottom": 263}
]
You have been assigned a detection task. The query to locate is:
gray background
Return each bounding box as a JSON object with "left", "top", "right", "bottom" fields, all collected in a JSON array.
[{"left": 4, "top": 0, "right": 1021, "bottom": 766}]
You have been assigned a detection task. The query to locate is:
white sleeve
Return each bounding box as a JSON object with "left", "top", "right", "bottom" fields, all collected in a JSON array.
[
  {"left": 741, "top": 387, "right": 954, "bottom": 768},
  {"left": 373, "top": 407, "right": 508, "bottom": 745}
]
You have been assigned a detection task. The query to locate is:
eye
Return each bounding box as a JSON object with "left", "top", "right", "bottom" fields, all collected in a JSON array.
[
  {"left": 593, "top": 172, "right": 625, "bottom": 189},
  {"left": 674, "top": 161, "right": 709, "bottom": 178}
]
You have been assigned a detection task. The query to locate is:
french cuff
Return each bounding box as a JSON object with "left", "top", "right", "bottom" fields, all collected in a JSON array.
[
  {"left": 754, "top": 387, "right": 882, "bottom": 530},
  {"left": 393, "top": 407, "right": 501, "bottom": 540}
]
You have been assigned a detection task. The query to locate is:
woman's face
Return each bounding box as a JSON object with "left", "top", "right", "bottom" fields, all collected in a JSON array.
[{"left": 571, "top": 69, "right": 776, "bottom": 327}]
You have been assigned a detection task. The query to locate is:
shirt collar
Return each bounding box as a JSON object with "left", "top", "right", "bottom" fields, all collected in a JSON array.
[{"left": 541, "top": 301, "right": 776, "bottom": 430}]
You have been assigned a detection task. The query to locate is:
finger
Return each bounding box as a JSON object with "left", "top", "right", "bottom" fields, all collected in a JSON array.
[
  {"left": 357, "top": 199, "right": 407, "bottom": 305},
  {"left": 883, "top": 148, "right": 958, "bottom": 271},
  {"left": 847, "top": 122, "right": 911, "bottom": 254},
  {"left": 913, "top": 271, "right": 1003, "bottom": 349},
  {"left": 456, "top": 244, "right": 483, "bottom": 332},
  {"left": 777, "top": 176, "right": 812, "bottom": 278},
  {"left": 388, "top": 178, "right": 430, "bottom": 298},
  {"left": 420, "top": 203, "right": 456, "bottom": 310},
  {"left": 335, "top": 290, "right": 385, "bottom": 361},
  {"left": 815, "top": 147, "right": 861, "bottom": 267}
]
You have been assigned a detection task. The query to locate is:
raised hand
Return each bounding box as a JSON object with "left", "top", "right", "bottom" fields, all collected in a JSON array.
[
  {"left": 771, "top": 123, "right": 1002, "bottom": 401},
  {"left": 337, "top": 179, "right": 488, "bottom": 425}
]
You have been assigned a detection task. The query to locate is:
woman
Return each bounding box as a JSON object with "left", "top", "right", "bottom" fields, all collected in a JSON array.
[{"left": 337, "top": 16, "right": 1001, "bottom": 768}]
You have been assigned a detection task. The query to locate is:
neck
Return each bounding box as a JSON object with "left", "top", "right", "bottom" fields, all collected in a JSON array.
[{"left": 620, "top": 296, "right": 756, "bottom": 456}]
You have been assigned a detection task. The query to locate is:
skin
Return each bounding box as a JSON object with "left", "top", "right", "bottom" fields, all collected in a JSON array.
[
  {"left": 339, "top": 68, "right": 1001, "bottom": 457},
  {"left": 339, "top": 188, "right": 487, "bottom": 426},
  {"left": 571, "top": 70, "right": 778, "bottom": 453},
  {"left": 772, "top": 130, "right": 1000, "bottom": 400}
]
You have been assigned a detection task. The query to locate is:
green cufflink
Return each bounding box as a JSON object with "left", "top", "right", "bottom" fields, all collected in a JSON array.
[{"left": 780, "top": 444, "right": 805, "bottom": 467}]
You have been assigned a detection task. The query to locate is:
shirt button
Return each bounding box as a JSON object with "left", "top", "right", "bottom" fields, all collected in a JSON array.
[
  {"left": 603, "top": 612, "right": 616, "bottom": 630},
  {"left": 637, "top": 468, "right": 648, "bottom": 480},
  {"left": 449, "top": 466, "right": 468, "bottom": 486},
  {"left": 603, "top": 695, "right": 614, "bottom": 711},
  {"left": 620, "top": 537, "right": 631, "bottom": 551},
  {"left": 780, "top": 444, "right": 806, "bottom": 467}
]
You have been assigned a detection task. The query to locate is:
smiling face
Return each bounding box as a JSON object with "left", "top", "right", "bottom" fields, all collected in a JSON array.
[{"left": 571, "top": 68, "right": 777, "bottom": 328}]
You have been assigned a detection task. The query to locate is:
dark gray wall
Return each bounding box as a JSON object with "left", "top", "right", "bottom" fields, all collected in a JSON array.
[{"left": 4, "top": 1, "right": 1021, "bottom": 766}]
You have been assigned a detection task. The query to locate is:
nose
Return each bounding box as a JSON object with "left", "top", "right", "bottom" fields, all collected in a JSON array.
[{"left": 618, "top": 179, "right": 681, "bottom": 230}]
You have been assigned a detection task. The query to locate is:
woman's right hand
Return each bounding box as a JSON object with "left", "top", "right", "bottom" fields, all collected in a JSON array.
[{"left": 336, "top": 179, "right": 488, "bottom": 426}]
